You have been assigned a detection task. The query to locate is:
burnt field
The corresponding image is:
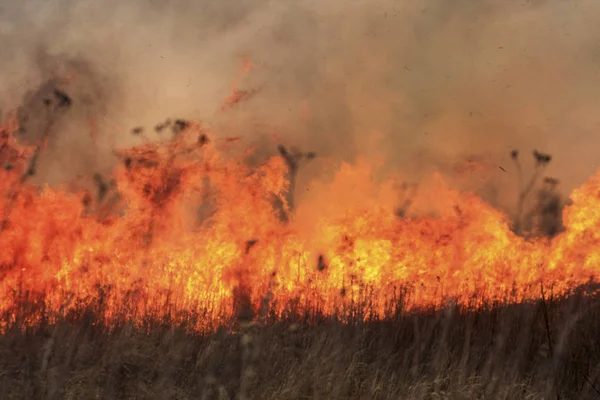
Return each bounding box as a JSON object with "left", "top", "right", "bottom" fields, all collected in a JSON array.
[{"left": 1, "top": 286, "right": 600, "bottom": 399}]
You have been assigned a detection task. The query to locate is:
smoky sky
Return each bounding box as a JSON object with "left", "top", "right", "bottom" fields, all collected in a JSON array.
[{"left": 0, "top": 0, "right": 599, "bottom": 209}]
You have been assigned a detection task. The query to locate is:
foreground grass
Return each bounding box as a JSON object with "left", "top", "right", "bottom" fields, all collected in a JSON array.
[{"left": 1, "top": 286, "right": 600, "bottom": 399}]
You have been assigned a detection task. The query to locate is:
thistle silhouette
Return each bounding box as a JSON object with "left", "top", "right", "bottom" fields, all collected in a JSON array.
[
  {"left": 276, "top": 145, "right": 316, "bottom": 222},
  {"left": 511, "top": 149, "right": 566, "bottom": 238}
]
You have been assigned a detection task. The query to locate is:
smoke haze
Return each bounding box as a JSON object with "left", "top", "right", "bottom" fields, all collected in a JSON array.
[{"left": 1, "top": 0, "right": 600, "bottom": 212}]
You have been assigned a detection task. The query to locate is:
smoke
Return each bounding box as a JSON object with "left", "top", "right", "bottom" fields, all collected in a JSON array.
[{"left": 1, "top": 0, "right": 600, "bottom": 211}]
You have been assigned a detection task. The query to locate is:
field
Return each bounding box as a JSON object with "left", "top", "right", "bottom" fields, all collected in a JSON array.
[
  {"left": 2, "top": 92, "right": 600, "bottom": 399},
  {"left": 3, "top": 2, "right": 600, "bottom": 399},
  {"left": 2, "top": 99, "right": 600, "bottom": 399},
  {"left": 1, "top": 284, "right": 600, "bottom": 400}
]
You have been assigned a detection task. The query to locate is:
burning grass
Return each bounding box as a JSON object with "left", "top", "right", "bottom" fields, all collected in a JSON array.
[
  {"left": 3, "top": 78, "right": 600, "bottom": 397},
  {"left": 2, "top": 116, "right": 600, "bottom": 329}
]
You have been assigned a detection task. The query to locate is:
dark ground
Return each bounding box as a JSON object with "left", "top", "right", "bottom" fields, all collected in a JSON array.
[{"left": 1, "top": 285, "right": 600, "bottom": 400}]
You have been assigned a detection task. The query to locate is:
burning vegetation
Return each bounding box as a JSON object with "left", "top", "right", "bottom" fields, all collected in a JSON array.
[
  {"left": 2, "top": 0, "right": 600, "bottom": 396},
  {"left": 1, "top": 58, "right": 600, "bottom": 399},
  {"left": 0, "top": 77, "right": 600, "bottom": 335}
]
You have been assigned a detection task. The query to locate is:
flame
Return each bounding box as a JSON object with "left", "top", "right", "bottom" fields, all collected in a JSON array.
[{"left": 0, "top": 120, "right": 600, "bottom": 331}]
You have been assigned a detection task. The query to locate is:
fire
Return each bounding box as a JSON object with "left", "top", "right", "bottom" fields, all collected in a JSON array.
[{"left": 0, "top": 119, "right": 599, "bottom": 331}]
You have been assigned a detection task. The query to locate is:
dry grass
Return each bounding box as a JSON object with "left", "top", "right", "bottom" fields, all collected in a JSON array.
[{"left": 0, "top": 284, "right": 600, "bottom": 399}]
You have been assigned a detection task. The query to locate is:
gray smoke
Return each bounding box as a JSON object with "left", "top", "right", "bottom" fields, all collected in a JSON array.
[{"left": 0, "top": 0, "right": 599, "bottom": 211}]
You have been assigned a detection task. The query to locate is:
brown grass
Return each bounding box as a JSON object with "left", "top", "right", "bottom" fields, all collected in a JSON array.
[{"left": 1, "top": 284, "right": 600, "bottom": 399}]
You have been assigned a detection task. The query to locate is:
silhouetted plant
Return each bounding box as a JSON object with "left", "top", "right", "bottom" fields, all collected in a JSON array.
[
  {"left": 275, "top": 144, "right": 316, "bottom": 222},
  {"left": 511, "top": 149, "right": 553, "bottom": 236}
]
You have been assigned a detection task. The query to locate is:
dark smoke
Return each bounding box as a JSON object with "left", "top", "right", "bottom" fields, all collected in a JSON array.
[{"left": 9, "top": 49, "right": 117, "bottom": 185}]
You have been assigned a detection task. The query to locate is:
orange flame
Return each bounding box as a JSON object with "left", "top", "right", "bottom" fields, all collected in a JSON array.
[{"left": 0, "top": 121, "right": 599, "bottom": 331}]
